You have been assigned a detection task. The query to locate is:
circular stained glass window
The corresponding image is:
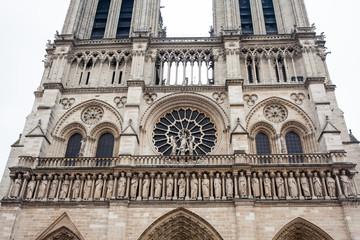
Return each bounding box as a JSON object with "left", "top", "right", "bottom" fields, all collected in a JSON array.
[{"left": 153, "top": 108, "right": 217, "bottom": 156}]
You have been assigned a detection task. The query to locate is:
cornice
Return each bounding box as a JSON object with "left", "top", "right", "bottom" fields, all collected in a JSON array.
[
  {"left": 145, "top": 85, "right": 226, "bottom": 93},
  {"left": 243, "top": 83, "right": 307, "bottom": 90}
]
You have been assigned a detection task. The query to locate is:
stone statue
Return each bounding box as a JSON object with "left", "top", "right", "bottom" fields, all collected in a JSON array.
[
  {"left": 326, "top": 172, "right": 336, "bottom": 198},
  {"left": 25, "top": 175, "right": 36, "bottom": 200},
  {"left": 214, "top": 173, "right": 222, "bottom": 199},
  {"left": 94, "top": 175, "right": 104, "bottom": 199},
  {"left": 142, "top": 174, "right": 150, "bottom": 199},
  {"left": 202, "top": 174, "right": 210, "bottom": 199},
  {"left": 340, "top": 170, "right": 355, "bottom": 197},
  {"left": 190, "top": 173, "right": 198, "bottom": 199},
  {"left": 106, "top": 175, "right": 114, "bottom": 199},
  {"left": 313, "top": 172, "right": 323, "bottom": 198},
  {"left": 179, "top": 133, "right": 187, "bottom": 155},
  {"left": 10, "top": 174, "right": 22, "bottom": 198},
  {"left": 48, "top": 175, "right": 59, "bottom": 199},
  {"left": 225, "top": 173, "right": 233, "bottom": 198},
  {"left": 83, "top": 175, "right": 93, "bottom": 200},
  {"left": 117, "top": 172, "right": 126, "bottom": 198},
  {"left": 300, "top": 173, "right": 311, "bottom": 198},
  {"left": 288, "top": 172, "right": 298, "bottom": 198},
  {"left": 251, "top": 173, "right": 260, "bottom": 198},
  {"left": 276, "top": 172, "right": 285, "bottom": 198},
  {"left": 170, "top": 136, "right": 177, "bottom": 155},
  {"left": 130, "top": 175, "right": 138, "bottom": 199},
  {"left": 59, "top": 175, "right": 70, "bottom": 199},
  {"left": 37, "top": 175, "right": 48, "bottom": 199},
  {"left": 166, "top": 174, "right": 174, "bottom": 199},
  {"left": 178, "top": 173, "right": 186, "bottom": 199},
  {"left": 72, "top": 175, "right": 81, "bottom": 199},
  {"left": 154, "top": 174, "right": 162, "bottom": 199},
  {"left": 188, "top": 135, "right": 195, "bottom": 155},
  {"left": 78, "top": 138, "right": 86, "bottom": 157},
  {"left": 238, "top": 172, "right": 247, "bottom": 198},
  {"left": 263, "top": 173, "right": 272, "bottom": 198}
]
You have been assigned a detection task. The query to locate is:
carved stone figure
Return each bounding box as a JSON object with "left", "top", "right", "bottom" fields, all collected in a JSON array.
[
  {"left": 300, "top": 173, "right": 311, "bottom": 198},
  {"left": 276, "top": 172, "right": 285, "bottom": 198},
  {"left": 313, "top": 172, "right": 323, "bottom": 198},
  {"left": 202, "top": 174, "right": 210, "bottom": 199},
  {"left": 130, "top": 175, "right": 138, "bottom": 199},
  {"left": 288, "top": 172, "right": 298, "bottom": 198},
  {"left": 170, "top": 136, "right": 177, "bottom": 155},
  {"left": 83, "top": 175, "right": 93, "bottom": 200},
  {"left": 10, "top": 174, "right": 22, "bottom": 198},
  {"left": 117, "top": 172, "right": 126, "bottom": 198},
  {"left": 190, "top": 173, "right": 198, "bottom": 199},
  {"left": 25, "top": 175, "right": 36, "bottom": 200},
  {"left": 166, "top": 174, "right": 174, "bottom": 199},
  {"left": 238, "top": 172, "right": 247, "bottom": 198},
  {"left": 178, "top": 173, "right": 186, "bottom": 199},
  {"left": 37, "top": 175, "right": 48, "bottom": 199},
  {"left": 106, "top": 175, "right": 114, "bottom": 199},
  {"left": 179, "top": 133, "right": 187, "bottom": 155},
  {"left": 251, "top": 173, "right": 260, "bottom": 198},
  {"left": 72, "top": 175, "right": 81, "bottom": 199},
  {"left": 264, "top": 173, "right": 272, "bottom": 198},
  {"left": 78, "top": 139, "right": 86, "bottom": 157},
  {"left": 214, "top": 173, "right": 221, "bottom": 199},
  {"left": 154, "top": 174, "right": 162, "bottom": 199},
  {"left": 188, "top": 135, "right": 195, "bottom": 155},
  {"left": 48, "top": 175, "right": 59, "bottom": 199},
  {"left": 326, "top": 172, "right": 336, "bottom": 198},
  {"left": 225, "top": 173, "right": 233, "bottom": 198},
  {"left": 94, "top": 175, "right": 103, "bottom": 199},
  {"left": 340, "top": 170, "right": 355, "bottom": 197},
  {"left": 59, "top": 175, "right": 70, "bottom": 199},
  {"left": 142, "top": 174, "right": 150, "bottom": 199}
]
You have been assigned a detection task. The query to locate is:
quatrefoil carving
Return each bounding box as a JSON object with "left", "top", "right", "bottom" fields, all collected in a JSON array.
[
  {"left": 114, "top": 96, "right": 127, "bottom": 108},
  {"left": 212, "top": 92, "right": 227, "bottom": 104},
  {"left": 61, "top": 98, "right": 75, "bottom": 109},
  {"left": 144, "top": 93, "right": 158, "bottom": 105},
  {"left": 290, "top": 93, "right": 306, "bottom": 105},
  {"left": 243, "top": 94, "right": 258, "bottom": 106}
]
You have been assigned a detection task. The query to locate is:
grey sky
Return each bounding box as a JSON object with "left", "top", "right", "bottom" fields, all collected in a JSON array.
[{"left": 0, "top": 0, "right": 359, "bottom": 179}]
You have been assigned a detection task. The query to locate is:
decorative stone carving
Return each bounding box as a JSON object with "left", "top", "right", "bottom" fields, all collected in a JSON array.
[
  {"left": 114, "top": 96, "right": 127, "bottom": 108},
  {"left": 10, "top": 174, "right": 22, "bottom": 198},
  {"left": 251, "top": 173, "right": 260, "bottom": 198},
  {"left": 38, "top": 175, "right": 48, "bottom": 199},
  {"left": 288, "top": 172, "right": 298, "bottom": 198},
  {"left": 117, "top": 172, "right": 126, "bottom": 198},
  {"left": 190, "top": 173, "right": 198, "bottom": 200},
  {"left": 202, "top": 174, "right": 210, "bottom": 199},
  {"left": 142, "top": 174, "right": 150, "bottom": 199},
  {"left": 81, "top": 106, "right": 104, "bottom": 125},
  {"left": 61, "top": 98, "right": 75, "bottom": 109},
  {"left": 326, "top": 172, "right": 336, "bottom": 198},
  {"left": 238, "top": 172, "right": 247, "bottom": 198},
  {"left": 59, "top": 175, "right": 70, "bottom": 199},
  {"left": 178, "top": 173, "right": 186, "bottom": 199},
  {"left": 144, "top": 93, "right": 158, "bottom": 104},
  {"left": 25, "top": 175, "right": 36, "bottom": 200},
  {"left": 78, "top": 139, "right": 86, "bottom": 157},
  {"left": 340, "top": 170, "right": 355, "bottom": 197},
  {"left": 313, "top": 172, "right": 323, "bottom": 198},
  {"left": 83, "top": 175, "right": 92, "bottom": 200},
  {"left": 214, "top": 173, "right": 222, "bottom": 199},
  {"left": 154, "top": 174, "right": 162, "bottom": 199},
  {"left": 225, "top": 173, "right": 233, "bottom": 199},
  {"left": 72, "top": 175, "right": 81, "bottom": 199},
  {"left": 263, "top": 173, "right": 272, "bottom": 198},
  {"left": 264, "top": 104, "right": 288, "bottom": 123},
  {"left": 94, "top": 175, "right": 103, "bottom": 199},
  {"left": 166, "top": 174, "right": 174, "bottom": 199},
  {"left": 276, "top": 172, "right": 285, "bottom": 198},
  {"left": 48, "top": 175, "right": 59, "bottom": 199},
  {"left": 106, "top": 175, "right": 114, "bottom": 199},
  {"left": 243, "top": 94, "right": 258, "bottom": 106},
  {"left": 290, "top": 93, "right": 306, "bottom": 105},
  {"left": 212, "top": 92, "right": 227, "bottom": 104},
  {"left": 130, "top": 175, "right": 138, "bottom": 200},
  {"left": 300, "top": 173, "right": 311, "bottom": 198}
]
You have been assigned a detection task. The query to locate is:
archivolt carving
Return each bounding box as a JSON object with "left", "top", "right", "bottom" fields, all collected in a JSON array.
[
  {"left": 138, "top": 208, "right": 223, "bottom": 240},
  {"left": 58, "top": 122, "right": 87, "bottom": 140},
  {"left": 273, "top": 217, "right": 334, "bottom": 240},
  {"left": 248, "top": 121, "right": 276, "bottom": 138},
  {"left": 281, "top": 121, "right": 310, "bottom": 136},
  {"left": 89, "top": 122, "right": 121, "bottom": 139}
]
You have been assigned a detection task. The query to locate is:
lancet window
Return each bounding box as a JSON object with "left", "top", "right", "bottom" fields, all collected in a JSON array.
[
  {"left": 155, "top": 49, "right": 214, "bottom": 86},
  {"left": 91, "top": 0, "right": 111, "bottom": 39},
  {"left": 255, "top": 133, "right": 271, "bottom": 154},
  {"left": 274, "top": 56, "right": 287, "bottom": 83},
  {"left": 262, "top": 0, "right": 278, "bottom": 34},
  {"left": 65, "top": 133, "right": 82, "bottom": 158},
  {"left": 239, "top": 0, "right": 254, "bottom": 34},
  {"left": 96, "top": 133, "right": 115, "bottom": 158},
  {"left": 116, "top": 0, "right": 134, "bottom": 38},
  {"left": 286, "top": 132, "right": 303, "bottom": 154},
  {"left": 246, "top": 56, "right": 260, "bottom": 83}
]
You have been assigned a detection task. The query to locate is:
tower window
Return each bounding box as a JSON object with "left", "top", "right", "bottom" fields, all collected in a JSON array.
[
  {"left": 65, "top": 133, "right": 82, "bottom": 158},
  {"left": 96, "top": 133, "right": 115, "bottom": 158},
  {"left": 239, "top": 0, "right": 254, "bottom": 34},
  {"left": 116, "top": 0, "right": 134, "bottom": 38},
  {"left": 261, "top": 0, "right": 278, "bottom": 34},
  {"left": 91, "top": 0, "right": 111, "bottom": 39}
]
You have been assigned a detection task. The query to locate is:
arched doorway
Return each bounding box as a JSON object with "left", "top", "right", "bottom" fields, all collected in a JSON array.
[
  {"left": 273, "top": 217, "right": 334, "bottom": 240},
  {"left": 138, "top": 208, "right": 223, "bottom": 240}
]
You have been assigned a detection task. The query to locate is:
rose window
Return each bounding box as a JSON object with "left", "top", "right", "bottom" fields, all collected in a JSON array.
[
  {"left": 81, "top": 106, "right": 104, "bottom": 125},
  {"left": 153, "top": 108, "right": 217, "bottom": 156},
  {"left": 264, "top": 104, "right": 288, "bottom": 123}
]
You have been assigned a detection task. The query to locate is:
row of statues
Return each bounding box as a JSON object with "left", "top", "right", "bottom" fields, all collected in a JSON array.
[{"left": 7, "top": 170, "right": 358, "bottom": 201}]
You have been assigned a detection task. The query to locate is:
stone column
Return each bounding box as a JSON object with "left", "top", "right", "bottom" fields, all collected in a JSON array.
[
  {"left": 198, "top": 175, "right": 202, "bottom": 201},
  {"left": 90, "top": 175, "right": 96, "bottom": 201},
  {"left": 79, "top": 174, "right": 86, "bottom": 200},
  {"left": 320, "top": 171, "right": 330, "bottom": 200},
  {"left": 55, "top": 175, "right": 63, "bottom": 202},
  {"left": 307, "top": 172, "right": 316, "bottom": 200},
  {"left": 67, "top": 174, "right": 74, "bottom": 200},
  {"left": 137, "top": 174, "right": 143, "bottom": 201},
  {"left": 333, "top": 170, "right": 345, "bottom": 199},
  {"left": 270, "top": 172, "right": 278, "bottom": 200},
  {"left": 44, "top": 174, "right": 52, "bottom": 201},
  {"left": 295, "top": 172, "right": 304, "bottom": 200},
  {"left": 125, "top": 173, "right": 131, "bottom": 199},
  {"left": 233, "top": 172, "right": 239, "bottom": 199},
  {"left": 209, "top": 172, "right": 214, "bottom": 201},
  {"left": 246, "top": 172, "right": 253, "bottom": 199},
  {"left": 283, "top": 172, "right": 290, "bottom": 200},
  {"left": 258, "top": 172, "right": 265, "bottom": 200},
  {"left": 31, "top": 176, "right": 40, "bottom": 201},
  {"left": 149, "top": 173, "right": 155, "bottom": 200},
  {"left": 19, "top": 174, "right": 29, "bottom": 200},
  {"left": 173, "top": 173, "right": 178, "bottom": 200},
  {"left": 112, "top": 173, "right": 119, "bottom": 199},
  {"left": 221, "top": 173, "right": 226, "bottom": 200},
  {"left": 161, "top": 173, "right": 166, "bottom": 200},
  {"left": 185, "top": 173, "right": 190, "bottom": 201},
  {"left": 102, "top": 174, "right": 108, "bottom": 201}
]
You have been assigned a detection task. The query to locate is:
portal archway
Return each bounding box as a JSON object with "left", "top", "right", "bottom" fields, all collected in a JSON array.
[{"left": 138, "top": 208, "right": 223, "bottom": 240}]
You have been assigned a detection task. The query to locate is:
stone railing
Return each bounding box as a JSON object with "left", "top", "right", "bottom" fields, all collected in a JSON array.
[
  {"left": 17, "top": 153, "right": 345, "bottom": 169},
  {"left": 151, "top": 37, "right": 221, "bottom": 44}
]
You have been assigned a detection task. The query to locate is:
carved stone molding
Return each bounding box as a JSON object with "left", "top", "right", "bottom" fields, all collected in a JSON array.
[
  {"left": 212, "top": 92, "right": 227, "bottom": 104},
  {"left": 264, "top": 104, "right": 288, "bottom": 123},
  {"left": 60, "top": 98, "right": 75, "bottom": 109},
  {"left": 144, "top": 93, "right": 158, "bottom": 105},
  {"left": 114, "top": 96, "right": 127, "bottom": 108},
  {"left": 290, "top": 93, "right": 306, "bottom": 105},
  {"left": 81, "top": 106, "right": 104, "bottom": 125},
  {"left": 243, "top": 94, "right": 258, "bottom": 106}
]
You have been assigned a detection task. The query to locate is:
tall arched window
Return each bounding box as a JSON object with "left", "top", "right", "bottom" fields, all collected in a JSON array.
[
  {"left": 262, "top": 0, "right": 278, "bottom": 34},
  {"left": 65, "top": 133, "right": 82, "bottom": 158},
  {"left": 255, "top": 133, "right": 271, "bottom": 163},
  {"left": 116, "top": 0, "right": 134, "bottom": 38},
  {"left": 239, "top": 0, "right": 254, "bottom": 34},
  {"left": 285, "top": 132, "right": 303, "bottom": 154},
  {"left": 91, "top": 0, "right": 111, "bottom": 39},
  {"left": 96, "top": 133, "right": 115, "bottom": 158}
]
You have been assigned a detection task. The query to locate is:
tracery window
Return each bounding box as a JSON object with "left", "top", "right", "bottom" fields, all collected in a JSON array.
[
  {"left": 91, "top": 0, "right": 111, "bottom": 39},
  {"left": 96, "top": 133, "right": 115, "bottom": 158},
  {"left": 286, "top": 131, "right": 303, "bottom": 154},
  {"left": 116, "top": 0, "right": 134, "bottom": 38},
  {"left": 239, "top": 0, "right": 254, "bottom": 34},
  {"left": 246, "top": 57, "right": 260, "bottom": 83},
  {"left": 274, "top": 56, "right": 287, "bottom": 82},
  {"left": 153, "top": 108, "right": 217, "bottom": 156},
  {"left": 262, "top": 0, "right": 278, "bottom": 34},
  {"left": 255, "top": 133, "right": 271, "bottom": 154},
  {"left": 65, "top": 133, "right": 82, "bottom": 158}
]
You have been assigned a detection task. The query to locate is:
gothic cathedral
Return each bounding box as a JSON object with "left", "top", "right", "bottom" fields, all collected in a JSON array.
[{"left": 0, "top": 0, "right": 359, "bottom": 239}]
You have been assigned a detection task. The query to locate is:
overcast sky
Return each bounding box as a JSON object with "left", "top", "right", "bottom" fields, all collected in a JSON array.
[{"left": 0, "top": 0, "right": 359, "bottom": 180}]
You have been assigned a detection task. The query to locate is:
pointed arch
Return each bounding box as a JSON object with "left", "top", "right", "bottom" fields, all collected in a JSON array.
[
  {"left": 138, "top": 208, "right": 224, "bottom": 240},
  {"left": 36, "top": 212, "right": 85, "bottom": 240},
  {"left": 273, "top": 217, "right": 334, "bottom": 240}
]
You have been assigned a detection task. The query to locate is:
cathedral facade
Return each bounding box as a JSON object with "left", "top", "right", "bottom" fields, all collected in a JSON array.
[{"left": 1, "top": 0, "right": 360, "bottom": 239}]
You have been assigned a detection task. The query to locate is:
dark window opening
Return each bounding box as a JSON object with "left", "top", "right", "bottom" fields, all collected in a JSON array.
[
  {"left": 118, "top": 71, "right": 123, "bottom": 84},
  {"left": 256, "top": 133, "right": 271, "bottom": 163},
  {"left": 111, "top": 71, "right": 116, "bottom": 84},
  {"left": 286, "top": 132, "right": 303, "bottom": 154},
  {"left": 248, "top": 65, "right": 253, "bottom": 83},
  {"left": 281, "top": 65, "right": 287, "bottom": 82},
  {"left": 79, "top": 72, "right": 83, "bottom": 84},
  {"left": 275, "top": 65, "right": 280, "bottom": 82},
  {"left": 116, "top": 0, "right": 134, "bottom": 38},
  {"left": 65, "top": 133, "right": 82, "bottom": 158},
  {"left": 96, "top": 133, "right": 115, "bottom": 158},
  {"left": 85, "top": 72, "right": 91, "bottom": 85},
  {"left": 262, "top": 0, "right": 278, "bottom": 34},
  {"left": 91, "top": 0, "right": 111, "bottom": 39},
  {"left": 239, "top": 0, "right": 254, "bottom": 34}
]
